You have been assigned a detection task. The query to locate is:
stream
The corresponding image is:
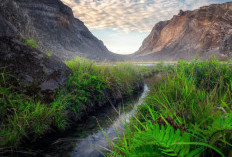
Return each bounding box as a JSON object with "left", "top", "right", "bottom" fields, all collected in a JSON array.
[
  {"left": 8, "top": 84, "right": 149, "bottom": 157},
  {"left": 36, "top": 84, "right": 150, "bottom": 157}
]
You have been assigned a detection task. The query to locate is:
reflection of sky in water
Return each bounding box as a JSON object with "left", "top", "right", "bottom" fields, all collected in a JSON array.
[{"left": 71, "top": 85, "right": 149, "bottom": 157}]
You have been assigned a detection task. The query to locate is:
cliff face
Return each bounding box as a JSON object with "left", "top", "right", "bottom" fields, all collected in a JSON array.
[
  {"left": 0, "top": 0, "right": 113, "bottom": 60},
  {"left": 135, "top": 2, "right": 232, "bottom": 61}
]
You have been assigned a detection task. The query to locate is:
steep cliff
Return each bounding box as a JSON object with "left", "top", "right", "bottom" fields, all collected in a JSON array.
[
  {"left": 0, "top": 0, "right": 114, "bottom": 60},
  {"left": 135, "top": 2, "right": 232, "bottom": 61}
]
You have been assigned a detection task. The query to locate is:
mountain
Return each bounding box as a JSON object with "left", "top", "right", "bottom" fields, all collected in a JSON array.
[
  {"left": 0, "top": 0, "right": 116, "bottom": 61},
  {"left": 134, "top": 2, "right": 232, "bottom": 61}
]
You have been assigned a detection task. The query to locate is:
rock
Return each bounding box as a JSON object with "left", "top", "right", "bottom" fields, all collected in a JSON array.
[
  {"left": 0, "top": 37, "right": 71, "bottom": 101},
  {"left": 134, "top": 2, "right": 232, "bottom": 61},
  {"left": 178, "top": 10, "right": 185, "bottom": 16},
  {"left": 220, "top": 35, "right": 232, "bottom": 57}
]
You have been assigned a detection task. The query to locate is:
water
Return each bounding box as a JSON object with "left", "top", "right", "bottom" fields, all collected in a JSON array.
[
  {"left": 71, "top": 84, "right": 149, "bottom": 157},
  {"left": 36, "top": 84, "right": 149, "bottom": 157},
  {"left": 7, "top": 85, "right": 149, "bottom": 157}
]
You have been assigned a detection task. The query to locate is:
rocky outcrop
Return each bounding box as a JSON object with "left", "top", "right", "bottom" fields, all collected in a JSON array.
[
  {"left": 0, "top": 37, "right": 71, "bottom": 101},
  {"left": 0, "top": 0, "right": 115, "bottom": 61},
  {"left": 135, "top": 2, "right": 232, "bottom": 61},
  {"left": 220, "top": 35, "right": 232, "bottom": 57}
]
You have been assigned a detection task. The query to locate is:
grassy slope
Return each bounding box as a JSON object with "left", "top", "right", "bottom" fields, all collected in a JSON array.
[
  {"left": 107, "top": 59, "right": 232, "bottom": 157},
  {"left": 0, "top": 57, "right": 142, "bottom": 148}
]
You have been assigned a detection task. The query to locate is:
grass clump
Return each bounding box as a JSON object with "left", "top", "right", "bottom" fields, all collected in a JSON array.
[
  {"left": 63, "top": 58, "right": 142, "bottom": 115},
  {"left": 0, "top": 70, "right": 67, "bottom": 147},
  {"left": 107, "top": 58, "right": 232, "bottom": 157},
  {"left": 24, "top": 39, "right": 38, "bottom": 49},
  {"left": 65, "top": 57, "right": 142, "bottom": 98}
]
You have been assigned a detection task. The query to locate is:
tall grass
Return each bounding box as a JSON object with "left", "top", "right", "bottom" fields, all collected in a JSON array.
[
  {"left": 0, "top": 57, "right": 142, "bottom": 148},
  {"left": 0, "top": 69, "right": 67, "bottom": 147},
  {"left": 107, "top": 58, "right": 232, "bottom": 157}
]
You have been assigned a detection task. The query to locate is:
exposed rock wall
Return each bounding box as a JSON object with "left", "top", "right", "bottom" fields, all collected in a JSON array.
[{"left": 135, "top": 2, "right": 232, "bottom": 61}]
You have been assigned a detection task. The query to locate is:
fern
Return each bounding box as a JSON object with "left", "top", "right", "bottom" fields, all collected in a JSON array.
[
  {"left": 109, "top": 122, "right": 206, "bottom": 157},
  {"left": 129, "top": 124, "right": 204, "bottom": 157},
  {"left": 109, "top": 121, "right": 226, "bottom": 157}
]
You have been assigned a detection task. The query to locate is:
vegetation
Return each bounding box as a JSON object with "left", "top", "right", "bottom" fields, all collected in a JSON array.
[
  {"left": 24, "top": 39, "right": 38, "bottom": 49},
  {"left": 107, "top": 58, "right": 232, "bottom": 157},
  {"left": 0, "top": 68, "right": 67, "bottom": 147},
  {"left": 138, "top": 62, "right": 175, "bottom": 78},
  {"left": 0, "top": 57, "right": 142, "bottom": 149},
  {"left": 46, "top": 51, "right": 52, "bottom": 57}
]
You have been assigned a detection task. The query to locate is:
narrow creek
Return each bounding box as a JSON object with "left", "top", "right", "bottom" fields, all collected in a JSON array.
[{"left": 35, "top": 84, "right": 150, "bottom": 157}]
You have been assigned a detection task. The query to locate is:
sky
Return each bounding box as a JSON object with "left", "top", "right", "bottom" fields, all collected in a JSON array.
[{"left": 61, "top": 0, "right": 231, "bottom": 54}]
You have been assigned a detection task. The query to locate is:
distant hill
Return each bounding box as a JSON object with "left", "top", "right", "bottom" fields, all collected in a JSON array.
[
  {"left": 0, "top": 0, "right": 119, "bottom": 61},
  {"left": 133, "top": 2, "right": 232, "bottom": 61}
]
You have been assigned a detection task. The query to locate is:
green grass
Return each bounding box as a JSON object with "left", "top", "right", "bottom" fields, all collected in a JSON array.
[
  {"left": 24, "top": 39, "right": 38, "bottom": 49},
  {"left": 0, "top": 69, "right": 67, "bottom": 147},
  {"left": 46, "top": 51, "right": 52, "bottom": 57},
  {"left": 107, "top": 58, "right": 232, "bottom": 157},
  {"left": 139, "top": 62, "right": 175, "bottom": 78},
  {"left": 66, "top": 57, "right": 142, "bottom": 96},
  {"left": 0, "top": 57, "right": 142, "bottom": 148},
  {"left": 63, "top": 58, "right": 143, "bottom": 115}
]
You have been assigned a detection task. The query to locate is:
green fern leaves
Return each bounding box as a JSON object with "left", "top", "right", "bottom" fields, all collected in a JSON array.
[{"left": 131, "top": 124, "right": 191, "bottom": 157}]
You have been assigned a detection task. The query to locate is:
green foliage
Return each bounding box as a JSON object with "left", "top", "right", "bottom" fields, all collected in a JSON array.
[
  {"left": 108, "top": 122, "right": 193, "bottom": 157},
  {"left": 46, "top": 51, "right": 52, "bottom": 57},
  {"left": 0, "top": 57, "right": 142, "bottom": 148},
  {"left": 152, "top": 62, "right": 175, "bottom": 73},
  {"left": 65, "top": 57, "right": 142, "bottom": 101},
  {"left": 138, "top": 66, "right": 150, "bottom": 73},
  {"left": 107, "top": 59, "right": 232, "bottom": 157},
  {"left": 0, "top": 70, "right": 67, "bottom": 147},
  {"left": 179, "top": 58, "right": 232, "bottom": 92},
  {"left": 24, "top": 39, "right": 38, "bottom": 49}
]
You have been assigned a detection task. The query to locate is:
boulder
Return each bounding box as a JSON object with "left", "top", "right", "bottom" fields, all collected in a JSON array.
[{"left": 0, "top": 37, "right": 71, "bottom": 101}]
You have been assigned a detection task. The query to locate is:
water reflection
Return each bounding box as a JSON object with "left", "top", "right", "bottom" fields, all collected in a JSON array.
[{"left": 71, "top": 84, "right": 149, "bottom": 157}]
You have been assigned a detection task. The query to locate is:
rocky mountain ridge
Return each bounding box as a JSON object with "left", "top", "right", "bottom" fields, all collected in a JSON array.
[
  {"left": 0, "top": 0, "right": 115, "bottom": 61},
  {"left": 134, "top": 2, "right": 232, "bottom": 61}
]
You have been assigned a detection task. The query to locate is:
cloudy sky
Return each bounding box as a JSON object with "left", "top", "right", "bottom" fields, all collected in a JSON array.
[{"left": 61, "top": 0, "right": 231, "bottom": 54}]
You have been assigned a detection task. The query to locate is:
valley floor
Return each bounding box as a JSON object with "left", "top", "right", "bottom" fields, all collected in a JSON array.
[{"left": 1, "top": 58, "right": 232, "bottom": 157}]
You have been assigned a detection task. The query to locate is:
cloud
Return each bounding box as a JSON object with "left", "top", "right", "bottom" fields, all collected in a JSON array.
[{"left": 61, "top": 0, "right": 229, "bottom": 32}]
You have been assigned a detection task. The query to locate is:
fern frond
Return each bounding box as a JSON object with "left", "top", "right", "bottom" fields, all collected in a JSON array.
[{"left": 127, "top": 124, "right": 201, "bottom": 157}]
